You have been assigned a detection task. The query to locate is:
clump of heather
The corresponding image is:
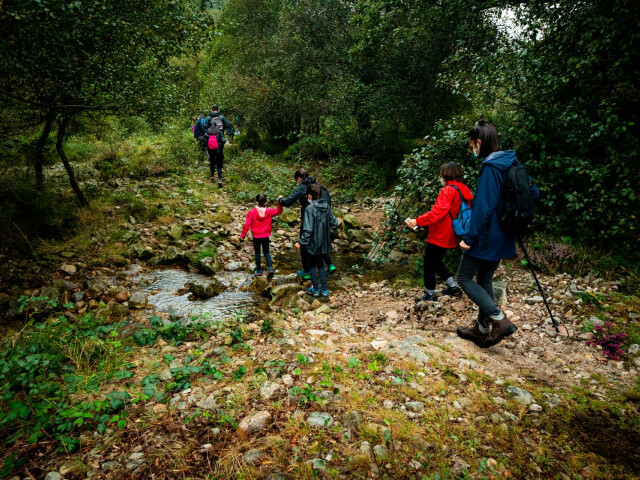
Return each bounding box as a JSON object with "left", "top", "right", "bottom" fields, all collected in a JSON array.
[{"left": 586, "top": 322, "right": 627, "bottom": 361}]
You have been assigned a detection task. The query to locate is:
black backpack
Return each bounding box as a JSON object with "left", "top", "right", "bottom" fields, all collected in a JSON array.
[
  {"left": 499, "top": 161, "right": 536, "bottom": 237},
  {"left": 206, "top": 116, "right": 224, "bottom": 136}
]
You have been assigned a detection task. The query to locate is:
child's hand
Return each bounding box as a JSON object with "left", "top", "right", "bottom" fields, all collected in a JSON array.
[{"left": 294, "top": 242, "right": 300, "bottom": 250}]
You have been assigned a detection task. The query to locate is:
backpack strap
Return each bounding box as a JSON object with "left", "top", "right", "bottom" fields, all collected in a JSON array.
[{"left": 447, "top": 185, "right": 465, "bottom": 220}]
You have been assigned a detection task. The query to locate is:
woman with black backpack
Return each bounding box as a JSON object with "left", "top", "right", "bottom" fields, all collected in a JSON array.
[{"left": 456, "top": 119, "right": 538, "bottom": 348}]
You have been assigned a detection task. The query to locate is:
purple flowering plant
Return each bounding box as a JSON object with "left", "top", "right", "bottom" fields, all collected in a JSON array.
[{"left": 585, "top": 322, "right": 627, "bottom": 361}]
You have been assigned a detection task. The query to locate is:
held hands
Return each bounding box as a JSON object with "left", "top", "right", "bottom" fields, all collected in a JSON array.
[
  {"left": 405, "top": 218, "right": 418, "bottom": 229},
  {"left": 294, "top": 242, "right": 300, "bottom": 250},
  {"left": 459, "top": 240, "right": 470, "bottom": 251}
]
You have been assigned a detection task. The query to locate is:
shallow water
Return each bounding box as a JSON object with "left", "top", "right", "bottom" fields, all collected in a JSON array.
[{"left": 137, "top": 247, "right": 410, "bottom": 320}]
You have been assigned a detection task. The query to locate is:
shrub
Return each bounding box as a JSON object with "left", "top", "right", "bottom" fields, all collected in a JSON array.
[{"left": 586, "top": 322, "right": 627, "bottom": 361}]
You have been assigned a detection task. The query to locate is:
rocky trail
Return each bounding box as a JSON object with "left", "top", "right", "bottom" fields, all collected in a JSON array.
[{"left": 1, "top": 165, "right": 639, "bottom": 480}]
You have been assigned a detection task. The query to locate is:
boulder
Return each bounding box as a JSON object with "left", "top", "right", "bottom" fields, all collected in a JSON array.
[
  {"left": 98, "top": 301, "right": 130, "bottom": 322},
  {"left": 260, "top": 381, "right": 283, "bottom": 401},
  {"left": 306, "top": 412, "right": 334, "bottom": 428},
  {"left": 164, "top": 246, "right": 179, "bottom": 263},
  {"left": 225, "top": 260, "right": 243, "bottom": 271},
  {"left": 198, "top": 256, "right": 216, "bottom": 275},
  {"left": 271, "top": 283, "right": 301, "bottom": 303},
  {"left": 188, "top": 279, "right": 224, "bottom": 298},
  {"left": 279, "top": 208, "right": 298, "bottom": 224},
  {"left": 108, "top": 255, "right": 128, "bottom": 267},
  {"left": 346, "top": 229, "right": 371, "bottom": 244},
  {"left": 129, "top": 292, "right": 148, "bottom": 309},
  {"left": 343, "top": 213, "right": 361, "bottom": 229},
  {"left": 52, "top": 278, "right": 78, "bottom": 292},
  {"left": 169, "top": 225, "right": 183, "bottom": 242}
]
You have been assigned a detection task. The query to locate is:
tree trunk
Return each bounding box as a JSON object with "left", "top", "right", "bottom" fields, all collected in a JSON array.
[
  {"left": 56, "top": 117, "right": 88, "bottom": 206},
  {"left": 34, "top": 111, "right": 55, "bottom": 191}
]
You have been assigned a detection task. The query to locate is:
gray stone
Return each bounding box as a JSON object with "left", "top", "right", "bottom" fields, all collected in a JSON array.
[
  {"left": 493, "top": 280, "right": 507, "bottom": 306},
  {"left": 373, "top": 444, "right": 388, "bottom": 459},
  {"left": 529, "top": 403, "right": 543, "bottom": 412},
  {"left": 60, "top": 264, "right": 77, "bottom": 275},
  {"left": 584, "top": 316, "right": 605, "bottom": 328},
  {"left": 506, "top": 386, "right": 534, "bottom": 405},
  {"left": 169, "top": 225, "right": 183, "bottom": 242},
  {"left": 341, "top": 411, "right": 364, "bottom": 429},
  {"left": 52, "top": 278, "right": 78, "bottom": 292},
  {"left": 243, "top": 448, "right": 265, "bottom": 465},
  {"left": 198, "top": 256, "right": 216, "bottom": 275},
  {"left": 395, "top": 335, "right": 431, "bottom": 364},
  {"left": 266, "top": 474, "right": 293, "bottom": 480},
  {"left": 98, "top": 301, "right": 130, "bottom": 322},
  {"left": 237, "top": 411, "right": 271, "bottom": 439},
  {"left": 128, "top": 292, "right": 147, "bottom": 309},
  {"left": 188, "top": 279, "right": 224, "bottom": 298},
  {"left": 225, "top": 260, "right": 243, "bottom": 271},
  {"left": 306, "top": 412, "right": 334, "bottom": 428},
  {"left": 343, "top": 213, "right": 361, "bottom": 228},
  {"left": 159, "top": 369, "right": 173, "bottom": 381},
  {"left": 628, "top": 344, "right": 639, "bottom": 355},
  {"left": 503, "top": 411, "right": 518, "bottom": 422},
  {"left": 260, "top": 381, "right": 283, "bottom": 401},
  {"left": 101, "top": 461, "right": 119, "bottom": 471},
  {"left": 197, "top": 395, "right": 217, "bottom": 410},
  {"left": 271, "top": 283, "right": 301, "bottom": 303},
  {"left": 346, "top": 229, "right": 371, "bottom": 244},
  {"left": 525, "top": 296, "right": 543, "bottom": 304},
  {"left": 44, "top": 473, "right": 62, "bottom": 480},
  {"left": 405, "top": 401, "right": 425, "bottom": 412}
]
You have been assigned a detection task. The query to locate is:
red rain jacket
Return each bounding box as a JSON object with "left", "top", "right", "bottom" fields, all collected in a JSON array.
[
  {"left": 240, "top": 204, "right": 283, "bottom": 239},
  {"left": 416, "top": 180, "right": 474, "bottom": 248}
]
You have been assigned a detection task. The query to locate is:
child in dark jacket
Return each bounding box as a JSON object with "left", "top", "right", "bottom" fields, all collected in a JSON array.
[
  {"left": 295, "top": 184, "right": 338, "bottom": 298},
  {"left": 241, "top": 194, "right": 283, "bottom": 278}
]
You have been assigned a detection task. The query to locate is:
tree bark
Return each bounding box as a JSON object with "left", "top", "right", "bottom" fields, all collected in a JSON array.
[
  {"left": 56, "top": 116, "right": 88, "bottom": 206},
  {"left": 34, "top": 111, "right": 55, "bottom": 191}
]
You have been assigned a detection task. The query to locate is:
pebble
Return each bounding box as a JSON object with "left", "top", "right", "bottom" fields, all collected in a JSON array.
[
  {"left": 529, "top": 403, "right": 543, "bottom": 412},
  {"left": 44, "top": 473, "right": 62, "bottom": 480}
]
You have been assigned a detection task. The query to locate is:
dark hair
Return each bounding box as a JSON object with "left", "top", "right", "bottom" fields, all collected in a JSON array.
[
  {"left": 306, "top": 183, "right": 322, "bottom": 200},
  {"left": 255, "top": 193, "right": 267, "bottom": 207},
  {"left": 439, "top": 162, "right": 463, "bottom": 182},
  {"left": 294, "top": 168, "right": 309, "bottom": 181},
  {"left": 468, "top": 118, "right": 501, "bottom": 158},
  {"left": 211, "top": 105, "right": 218, "bottom": 112}
]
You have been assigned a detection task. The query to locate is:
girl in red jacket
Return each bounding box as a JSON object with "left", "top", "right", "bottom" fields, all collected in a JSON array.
[
  {"left": 241, "top": 194, "right": 283, "bottom": 278},
  {"left": 406, "top": 162, "right": 473, "bottom": 301}
]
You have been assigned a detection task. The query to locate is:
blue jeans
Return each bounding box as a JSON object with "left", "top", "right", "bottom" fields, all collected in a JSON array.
[
  {"left": 456, "top": 254, "right": 501, "bottom": 318},
  {"left": 309, "top": 255, "right": 328, "bottom": 291}
]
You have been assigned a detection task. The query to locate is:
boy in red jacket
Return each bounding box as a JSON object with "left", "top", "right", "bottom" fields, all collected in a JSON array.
[
  {"left": 241, "top": 194, "right": 283, "bottom": 278},
  {"left": 406, "top": 162, "right": 473, "bottom": 301}
]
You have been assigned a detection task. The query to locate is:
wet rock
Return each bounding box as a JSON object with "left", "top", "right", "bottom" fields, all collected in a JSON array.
[
  {"left": 243, "top": 275, "right": 269, "bottom": 294},
  {"left": 115, "top": 290, "right": 129, "bottom": 303},
  {"left": 506, "top": 386, "right": 534, "bottom": 405},
  {"left": 44, "top": 473, "right": 62, "bottom": 480},
  {"left": 128, "top": 292, "right": 147, "bottom": 309},
  {"left": 260, "top": 381, "right": 283, "bottom": 401},
  {"left": 225, "top": 260, "right": 243, "bottom": 271},
  {"left": 188, "top": 279, "right": 224, "bottom": 298},
  {"left": 198, "top": 256, "right": 216, "bottom": 275},
  {"left": 306, "top": 412, "right": 334, "bottom": 428},
  {"left": 237, "top": 411, "right": 271, "bottom": 440},
  {"left": 60, "top": 264, "right": 77, "bottom": 275},
  {"left": 52, "top": 278, "right": 78, "bottom": 292}
]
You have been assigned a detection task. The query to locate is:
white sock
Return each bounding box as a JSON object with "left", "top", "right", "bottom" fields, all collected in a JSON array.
[
  {"left": 445, "top": 277, "right": 456, "bottom": 288},
  {"left": 490, "top": 311, "right": 505, "bottom": 322}
]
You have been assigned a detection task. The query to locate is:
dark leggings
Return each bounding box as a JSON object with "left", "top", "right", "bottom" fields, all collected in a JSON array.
[
  {"left": 456, "top": 254, "right": 501, "bottom": 318},
  {"left": 208, "top": 145, "right": 223, "bottom": 180},
  {"left": 309, "top": 254, "right": 328, "bottom": 291},
  {"left": 252, "top": 237, "right": 272, "bottom": 270},
  {"left": 423, "top": 242, "right": 452, "bottom": 290}
]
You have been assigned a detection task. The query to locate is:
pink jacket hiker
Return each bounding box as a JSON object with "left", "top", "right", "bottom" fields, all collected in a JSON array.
[{"left": 240, "top": 204, "right": 283, "bottom": 239}]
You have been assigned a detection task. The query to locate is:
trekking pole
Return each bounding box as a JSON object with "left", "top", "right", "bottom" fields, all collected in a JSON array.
[{"left": 516, "top": 236, "right": 560, "bottom": 333}]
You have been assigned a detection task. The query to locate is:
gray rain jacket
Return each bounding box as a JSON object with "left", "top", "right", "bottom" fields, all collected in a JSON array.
[{"left": 299, "top": 199, "right": 338, "bottom": 255}]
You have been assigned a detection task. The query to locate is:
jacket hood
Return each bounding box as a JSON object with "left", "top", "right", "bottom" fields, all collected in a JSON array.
[
  {"left": 302, "top": 176, "right": 317, "bottom": 185},
  {"left": 310, "top": 198, "right": 329, "bottom": 210},
  {"left": 447, "top": 180, "right": 473, "bottom": 201},
  {"left": 483, "top": 150, "right": 516, "bottom": 172},
  {"left": 210, "top": 112, "right": 221, "bottom": 117}
]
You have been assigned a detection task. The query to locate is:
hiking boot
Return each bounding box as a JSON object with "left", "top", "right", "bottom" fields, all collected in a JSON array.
[
  {"left": 254, "top": 269, "right": 263, "bottom": 277},
  {"left": 327, "top": 264, "right": 336, "bottom": 275},
  {"left": 210, "top": 176, "right": 216, "bottom": 183},
  {"left": 297, "top": 270, "right": 311, "bottom": 280},
  {"left": 218, "top": 180, "right": 223, "bottom": 188},
  {"left": 306, "top": 287, "right": 320, "bottom": 297},
  {"left": 441, "top": 285, "right": 462, "bottom": 297},
  {"left": 420, "top": 291, "right": 437, "bottom": 301},
  {"left": 485, "top": 317, "right": 518, "bottom": 347},
  {"left": 320, "top": 289, "right": 330, "bottom": 298},
  {"left": 456, "top": 319, "right": 489, "bottom": 348},
  {"left": 267, "top": 267, "right": 275, "bottom": 280}
]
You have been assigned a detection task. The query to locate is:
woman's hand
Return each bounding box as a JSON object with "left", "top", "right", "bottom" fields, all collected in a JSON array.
[
  {"left": 294, "top": 242, "right": 300, "bottom": 250},
  {"left": 405, "top": 219, "right": 418, "bottom": 229},
  {"left": 459, "top": 240, "right": 470, "bottom": 251}
]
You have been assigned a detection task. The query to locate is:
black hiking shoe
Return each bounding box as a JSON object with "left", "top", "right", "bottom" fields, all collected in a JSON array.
[
  {"left": 456, "top": 319, "right": 489, "bottom": 348},
  {"left": 420, "top": 291, "right": 437, "bottom": 301},
  {"left": 441, "top": 285, "right": 462, "bottom": 297},
  {"left": 218, "top": 180, "right": 223, "bottom": 188},
  {"left": 485, "top": 317, "right": 518, "bottom": 347}
]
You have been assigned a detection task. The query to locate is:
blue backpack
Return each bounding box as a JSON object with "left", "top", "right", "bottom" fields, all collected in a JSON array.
[{"left": 448, "top": 185, "right": 472, "bottom": 236}]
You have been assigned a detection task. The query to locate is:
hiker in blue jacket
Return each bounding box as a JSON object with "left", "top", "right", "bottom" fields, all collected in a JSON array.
[
  {"left": 193, "top": 113, "right": 207, "bottom": 162},
  {"left": 456, "top": 119, "right": 539, "bottom": 349}
]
